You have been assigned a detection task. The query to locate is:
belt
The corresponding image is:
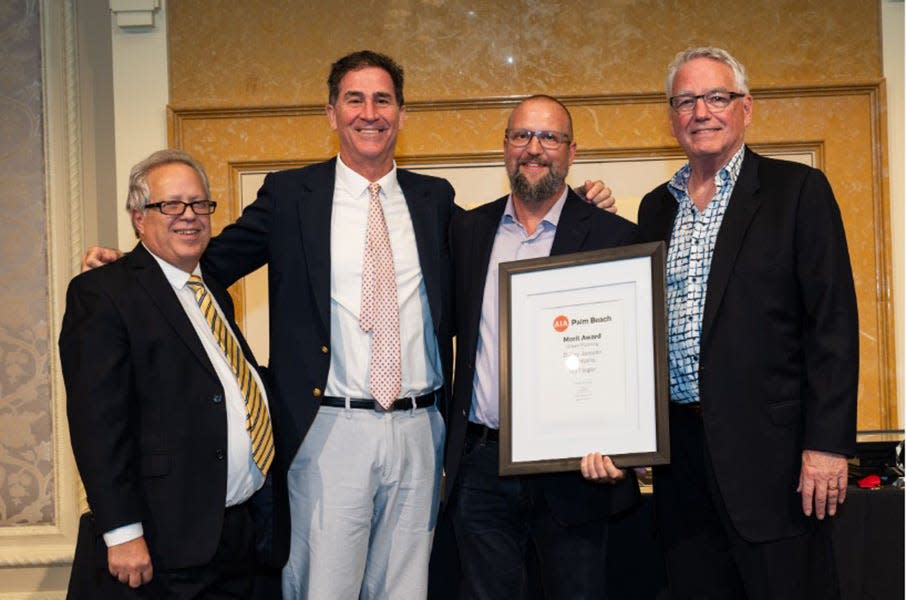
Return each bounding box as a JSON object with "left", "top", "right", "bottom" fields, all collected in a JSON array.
[
  {"left": 671, "top": 402, "right": 703, "bottom": 417},
  {"left": 466, "top": 421, "right": 499, "bottom": 442},
  {"left": 320, "top": 390, "right": 439, "bottom": 412}
]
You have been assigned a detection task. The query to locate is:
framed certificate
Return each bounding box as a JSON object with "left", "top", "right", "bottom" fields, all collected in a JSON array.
[{"left": 498, "top": 241, "right": 669, "bottom": 476}]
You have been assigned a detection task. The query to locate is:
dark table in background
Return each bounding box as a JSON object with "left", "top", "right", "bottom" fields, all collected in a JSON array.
[{"left": 833, "top": 485, "right": 904, "bottom": 600}]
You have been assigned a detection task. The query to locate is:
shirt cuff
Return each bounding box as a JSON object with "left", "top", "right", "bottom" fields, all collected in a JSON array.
[{"left": 103, "top": 522, "right": 144, "bottom": 547}]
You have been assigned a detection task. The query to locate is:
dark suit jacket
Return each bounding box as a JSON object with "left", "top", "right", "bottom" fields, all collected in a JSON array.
[
  {"left": 59, "top": 243, "right": 280, "bottom": 577},
  {"left": 638, "top": 148, "right": 859, "bottom": 542},
  {"left": 202, "top": 158, "right": 456, "bottom": 464},
  {"left": 444, "top": 189, "right": 642, "bottom": 522}
]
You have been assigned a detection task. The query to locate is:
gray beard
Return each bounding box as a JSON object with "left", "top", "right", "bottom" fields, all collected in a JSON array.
[{"left": 510, "top": 169, "right": 565, "bottom": 205}]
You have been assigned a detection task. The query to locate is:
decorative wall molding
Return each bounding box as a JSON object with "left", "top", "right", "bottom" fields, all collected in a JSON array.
[
  {"left": 169, "top": 82, "right": 887, "bottom": 125},
  {"left": 0, "top": 0, "right": 81, "bottom": 575}
]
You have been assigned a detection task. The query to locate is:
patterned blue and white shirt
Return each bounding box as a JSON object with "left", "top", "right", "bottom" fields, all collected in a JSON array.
[{"left": 666, "top": 145, "right": 745, "bottom": 404}]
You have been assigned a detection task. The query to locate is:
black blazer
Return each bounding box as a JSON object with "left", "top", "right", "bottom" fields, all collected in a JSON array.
[
  {"left": 202, "top": 158, "right": 457, "bottom": 463},
  {"left": 60, "top": 243, "right": 279, "bottom": 572},
  {"left": 638, "top": 148, "right": 859, "bottom": 542},
  {"left": 444, "top": 189, "right": 641, "bottom": 521}
]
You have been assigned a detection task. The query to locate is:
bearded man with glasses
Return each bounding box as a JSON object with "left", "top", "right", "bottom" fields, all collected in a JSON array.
[
  {"left": 444, "top": 94, "right": 641, "bottom": 599},
  {"left": 593, "top": 46, "right": 858, "bottom": 600}
]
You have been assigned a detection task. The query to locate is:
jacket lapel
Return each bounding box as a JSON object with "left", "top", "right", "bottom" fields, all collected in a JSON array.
[
  {"left": 399, "top": 170, "right": 441, "bottom": 333},
  {"left": 298, "top": 159, "right": 336, "bottom": 334},
  {"left": 550, "top": 190, "right": 591, "bottom": 256},
  {"left": 127, "top": 244, "right": 217, "bottom": 377},
  {"left": 701, "top": 148, "right": 763, "bottom": 346},
  {"left": 650, "top": 194, "right": 679, "bottom": 246},
  {"left": 463, "top": 197, "right": 506, "bottom": 348}
]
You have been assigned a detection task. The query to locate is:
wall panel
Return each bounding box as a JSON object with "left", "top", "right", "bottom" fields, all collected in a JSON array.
[{"left": 167, "top": 1, "right": 896, "bottom": 430}]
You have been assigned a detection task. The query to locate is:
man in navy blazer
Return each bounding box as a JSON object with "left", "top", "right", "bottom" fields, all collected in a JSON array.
[
  {"left": 444, "top": 95, "right": 640, "bottom": 599},
  {"left": 199, "top": 51, "right": 457, "bottom": 599},
  {"left": 632, "top": 47, "right": 858, "bottom": 599},
  {"left": 61, "top": 150, "right": 279, "bottom": 598}
]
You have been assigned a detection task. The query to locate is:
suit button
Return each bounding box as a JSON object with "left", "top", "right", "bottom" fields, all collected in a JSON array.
[
  {"left": 212, "top": 394, "right": 223, "bottom": 403},
  {"left": 216, "top": 449, "right": 225, "bottom": 460},
  {"left": 313, "top": 388, "right": 323, "bottom": 397},
  {"left": 320, "top": 345, "right": 329, "bottom": 354}
]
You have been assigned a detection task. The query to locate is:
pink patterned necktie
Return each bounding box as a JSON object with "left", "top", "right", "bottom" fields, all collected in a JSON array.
[{"left": 360, "top": 182, "right": 402, "bottom": 409}]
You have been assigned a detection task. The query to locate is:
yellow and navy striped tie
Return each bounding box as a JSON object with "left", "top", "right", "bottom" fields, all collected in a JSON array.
[{"left": 187, "top": 275, "right": 274, "bottom": 475}]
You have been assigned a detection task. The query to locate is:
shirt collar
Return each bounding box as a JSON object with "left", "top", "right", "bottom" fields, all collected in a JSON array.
[
  {"left": 668, "top": 145, "right": 746, "bottom": 204},
  {"left": 502, "top": 186, "right": 569, "bottom": 230},
  {"left": 142, "top": 242, "right": 202, "bottom": 290},
  {"left": 335, "top": 154, "right": 400, "bottom": 199}
]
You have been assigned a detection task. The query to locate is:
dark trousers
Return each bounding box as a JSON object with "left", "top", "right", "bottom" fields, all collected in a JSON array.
[
  {"left": 450, "top": 430, "right": 609, "bottom": 600},
  {"left": 653, "top": 405, "right": 839, "bottom": 600},
  {"left": 68, "top": 504, "right": 256, "bottom": 600}
]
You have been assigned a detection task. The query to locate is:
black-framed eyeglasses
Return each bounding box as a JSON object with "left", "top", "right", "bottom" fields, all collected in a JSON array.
[
  {"left": 145, "top": 200, "right": 217, "bottom": 215},
  {"left": 505, "top": 128, "right": 572, "bottom": 149},
  {"left": 669, "top": 91, "right": 745, "bottom": 113}
]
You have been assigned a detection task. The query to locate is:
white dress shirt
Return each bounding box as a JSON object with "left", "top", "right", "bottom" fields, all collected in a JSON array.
[{"left": 325, "top": 155, "right": 443, "bottom": 399}]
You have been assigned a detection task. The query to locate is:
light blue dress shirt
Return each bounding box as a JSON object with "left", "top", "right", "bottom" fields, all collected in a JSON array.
[{"left": 470, "top": 189, "right": 568, "bottom": 428}]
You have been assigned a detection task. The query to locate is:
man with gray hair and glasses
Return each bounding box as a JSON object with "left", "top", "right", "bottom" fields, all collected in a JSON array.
[
  {"left": 61, "top": 149, "right": 280, "bottom": 598},
  {"left": 588, "top": 46, "right": 858, "bottom": 599}
]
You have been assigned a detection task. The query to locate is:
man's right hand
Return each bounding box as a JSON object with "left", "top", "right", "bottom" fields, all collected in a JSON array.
[
  {"left": 108, "top": 535, "right": 154, "bottom": 588},
  {"left": 81, "top": 246, "right": 123, "bottom": 272}
]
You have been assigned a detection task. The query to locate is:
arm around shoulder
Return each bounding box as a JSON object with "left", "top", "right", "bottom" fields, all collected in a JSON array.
[{"left": 203, "top": 170, "right": 282, "bottom": 286}]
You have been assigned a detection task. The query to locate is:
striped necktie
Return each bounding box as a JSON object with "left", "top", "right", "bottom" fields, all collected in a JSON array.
[{"left": 186, "top": 275, "right": 274, "bottom": 475}]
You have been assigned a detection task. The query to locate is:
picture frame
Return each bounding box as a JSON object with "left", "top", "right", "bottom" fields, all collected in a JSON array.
[{"left": 498, "top": 241, "right": 670, "bottom": 475}]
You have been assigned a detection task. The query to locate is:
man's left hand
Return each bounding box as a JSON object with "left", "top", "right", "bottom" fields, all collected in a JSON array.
[
  {"left": 580, "top": 452, "right": 626, "bottom": 484},
  {"left": 798, "top": 449, "right": 848, "bottom": 519},
  {"left": 575, "top": 180, "right": 617, "bottom": 213}
]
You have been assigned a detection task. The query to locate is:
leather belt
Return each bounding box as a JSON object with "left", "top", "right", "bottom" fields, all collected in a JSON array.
[
  {"left": 466, "top": 421, "right": 499, "bottom": 442},
  {"left": 320, "top": 390, "right": 439, "bottom": 412}
]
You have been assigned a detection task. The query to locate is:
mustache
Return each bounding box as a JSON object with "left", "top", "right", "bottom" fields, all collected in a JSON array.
[{"left": 518, "top": 158, "right": 551, "bottom": 167}]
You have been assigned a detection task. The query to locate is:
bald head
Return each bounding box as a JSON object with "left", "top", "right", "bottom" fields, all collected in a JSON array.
[
  {"left": 507, "top": 95, "right": 573, "bottom": 137},
  {"left": 504, "top": 95, "right": 577, "bottom": 207}
]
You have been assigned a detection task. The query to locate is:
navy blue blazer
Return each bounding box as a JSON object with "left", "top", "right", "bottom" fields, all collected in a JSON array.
[
  {"left": 203, "top": 158, "right": 456, "bottom": 463},
  {"left": 638, "top": 148, "right": 859, "bottom": 541},
  {"left": 444, "top": 189, "right": 641, "bottom": 521}
]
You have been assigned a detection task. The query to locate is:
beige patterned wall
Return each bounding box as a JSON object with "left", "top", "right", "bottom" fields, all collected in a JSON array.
[
  {"left": 1, "top": 3, "right": 82, "bottom": 593},
  {"left": 0, "top": 1, "right": 55, "bottom": 529},
  {"left": 167, "top": 0, "right": 896, "bottom": 430},
  {"left": 168, "top": 0, "right": 881, "bottom": 106}
]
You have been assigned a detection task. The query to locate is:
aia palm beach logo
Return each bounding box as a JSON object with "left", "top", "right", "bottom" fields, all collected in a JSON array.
[{"left": 553, "top": 315, "right": 569, "bottom": 332}]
